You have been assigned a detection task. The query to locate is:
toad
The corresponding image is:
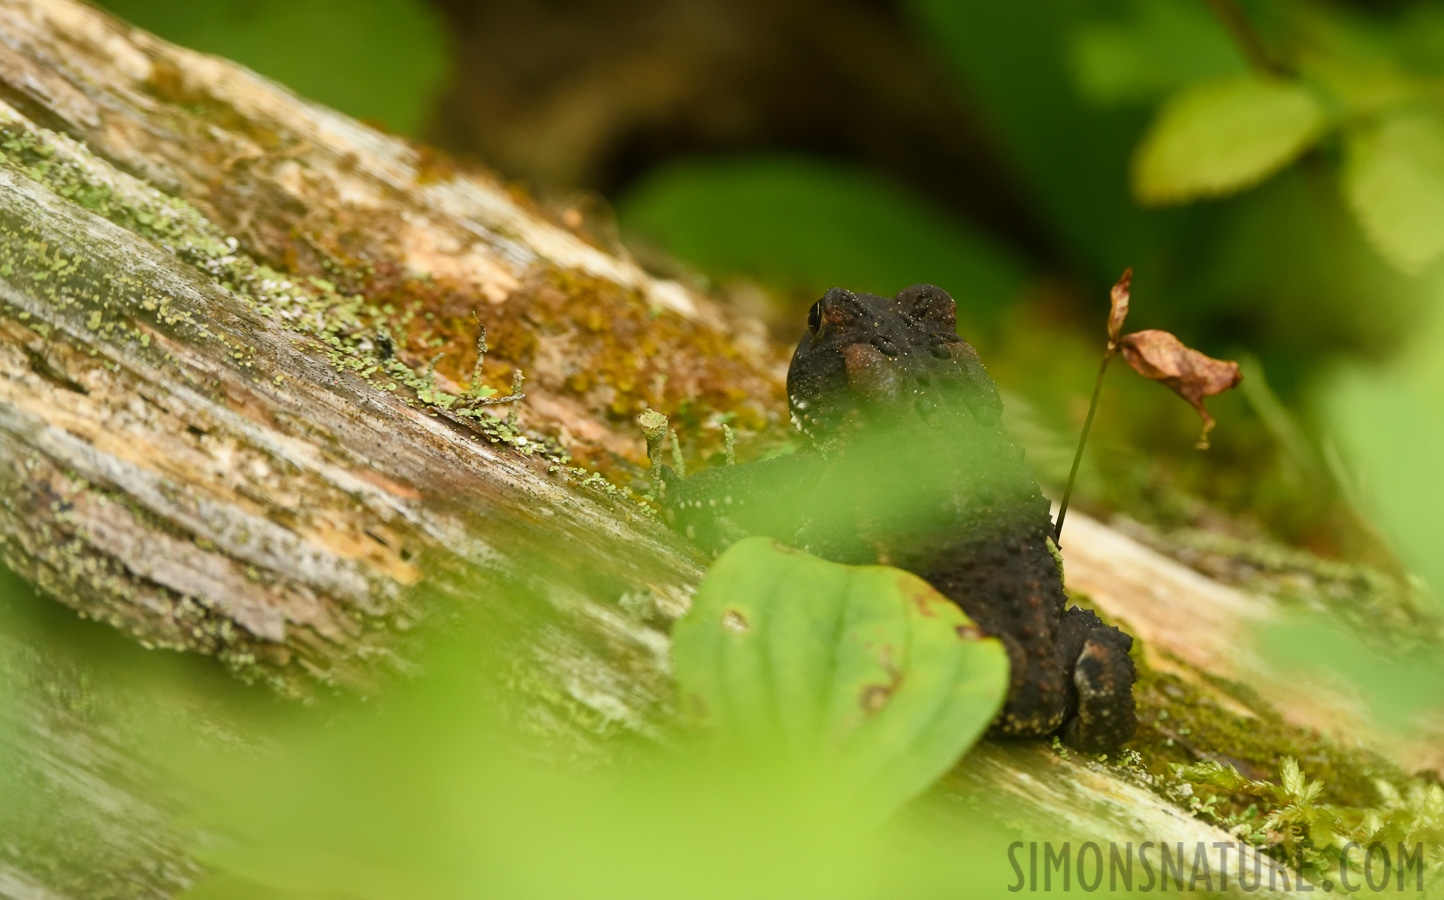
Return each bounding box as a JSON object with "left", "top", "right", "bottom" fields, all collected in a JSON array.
[{"left": 663, "top": 285, "right": 1137, "bottom": 752}]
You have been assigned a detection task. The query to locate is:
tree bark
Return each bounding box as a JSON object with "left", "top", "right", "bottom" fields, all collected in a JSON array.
[{"left": 0, "top": 1, "right": 1430, "bottom": 897}]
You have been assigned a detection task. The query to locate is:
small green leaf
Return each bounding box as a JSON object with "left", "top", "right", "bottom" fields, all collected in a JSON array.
[
  {"left": 1343, "top": 110, "right": 1444, "bottom": 271},
  {"left": 1068, "top": 0, "right": 1247, "bottom": 107},
  {"left": 1175, "top": 759, "right": 1249, "bottom": 793},
  {"left": 1280, "top": 756, "right": 1304, "bottom": 799},
  {"left": 671, "top": 537, "right": 1009, "bottom": 823},
  {"left": 1132, "top": 77, "right": 1328, "bottom": 205}
]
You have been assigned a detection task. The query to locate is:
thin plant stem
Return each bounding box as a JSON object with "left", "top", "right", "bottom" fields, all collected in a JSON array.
[
  {"left": 669, "top": 428, "right": 686, "bottom": 478},
  {"left": 637, "top": 410, "right": 669, "bottom": 502},
  {"left": 469, "top": 314, "right": 488, "bottom": 395},
  {"left": 1055, "top": 349, "right": 1114, "bottom": 545},
  {"left": 506, "top": 369, "right": 525, "bottom": 427},
  {"left": 1204, "top": 0, "right": 1284, "bottom": 75}
]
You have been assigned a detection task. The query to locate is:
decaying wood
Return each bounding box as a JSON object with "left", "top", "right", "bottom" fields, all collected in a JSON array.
[{"left": 0, "top": 1, "right": 1431, "bottom": 897}]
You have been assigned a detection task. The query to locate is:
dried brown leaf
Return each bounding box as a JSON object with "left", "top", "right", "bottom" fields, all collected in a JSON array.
[
  {"left": 1117, "top": 329, "right": 1243, "bottom": 448},
  {"left": 1108, "top": 268, "right": 1132, "bottom": 344}
]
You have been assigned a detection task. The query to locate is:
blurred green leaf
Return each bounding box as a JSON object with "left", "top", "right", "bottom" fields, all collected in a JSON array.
[
  {"left": 97, "top": 0, "right": 448, "bottom": 135},
  {"left": 671, "top": 536, "right": 1009, "bottom": 824},
  {"left": 1293, "top": 27, "right": 1417, "bottom": 120},
  {"left": 618, "top": 156, "right": 1028, "bottom": 316},
  {"left": 1262, "top": 616, "right": 1444, "bottom": 730},
  {"left": 1326, "top": 290, "right": 1444, "bottom": 597},
  {"left": 1343, "top": 111, "right": 1444, "bottom": 272},
  {"left": 1174, "top": 759, "right": 1251, "bottom": 794},
  {"left": 153, "top": 574, "right": 1024, "bottom": 900},
  {"left": 1179, "top": 167, "right": 1419, "bottom": 359},
  {"left": 1069, "top": 0, "right": 1247, "bottom": 107},
  {"left": 1133, "top": 77, "right": 1328, "bottom": 205},
  {"left": 1281, "top": 273, "right": 1444, "bottom": 729}
]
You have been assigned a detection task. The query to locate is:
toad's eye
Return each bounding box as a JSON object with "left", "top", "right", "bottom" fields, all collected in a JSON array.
[{"left": 808, "top": 288, "right": 860, "bottom": 336}]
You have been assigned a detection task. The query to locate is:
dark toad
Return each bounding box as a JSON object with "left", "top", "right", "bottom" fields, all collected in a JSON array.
[{"left": 663, "top": 284, "right": 1137, "bottom": 753}]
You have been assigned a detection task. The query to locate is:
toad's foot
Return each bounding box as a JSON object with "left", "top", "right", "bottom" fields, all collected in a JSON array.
[{"left": 1057, "top": 605, "right": 1137, "bottom": 753}]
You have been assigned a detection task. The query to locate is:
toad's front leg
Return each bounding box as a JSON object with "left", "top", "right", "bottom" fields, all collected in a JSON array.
[{"left": 659, "top": 451, "right": 824, "bottom": 555}]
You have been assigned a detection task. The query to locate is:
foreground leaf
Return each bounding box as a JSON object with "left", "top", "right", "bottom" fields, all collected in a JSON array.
[
  {"left": 1343, "top": 110, "right": 1444, "bottom": 272},
  {"left": 671, "top": 537, "right": 1009, "bottom": 823},
  {"left": 1132, "top": 76, "right": 1327, "bottom": 204},
  {"left": 1118, "top": 329, "right": 1243, "bottom": 447}
]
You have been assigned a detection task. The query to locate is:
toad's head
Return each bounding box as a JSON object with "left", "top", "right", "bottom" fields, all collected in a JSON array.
[{"left": 786, "top": 285, "right": 1002, "bottom": 449}]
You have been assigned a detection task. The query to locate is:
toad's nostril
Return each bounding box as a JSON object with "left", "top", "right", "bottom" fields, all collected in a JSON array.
[
  {"left": 875, "top": 338, "right": 899, "bottom": 356},
  {"left": 930, "top": 344, "right": 951, "bottom": 359}
]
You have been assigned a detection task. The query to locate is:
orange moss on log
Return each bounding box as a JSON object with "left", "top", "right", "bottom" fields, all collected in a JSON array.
[{"left": 126, "top": 56, "right": 793, "bottom": 481}]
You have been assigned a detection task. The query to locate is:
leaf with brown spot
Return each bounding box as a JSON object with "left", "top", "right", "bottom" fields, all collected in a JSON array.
[
  {"left": 1117, "top": 329, "right": 1243, "bottom": 447},
  {"left": 670, "top": 537, "right": 1009, "bottom": 824},
  {"left": 1107, "top": 268, "right": 1132, "bottom": 344}
]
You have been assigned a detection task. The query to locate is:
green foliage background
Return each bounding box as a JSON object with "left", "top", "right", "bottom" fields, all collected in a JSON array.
[{"left": 98, "top": 0, "right": 448, "bottom": 135}]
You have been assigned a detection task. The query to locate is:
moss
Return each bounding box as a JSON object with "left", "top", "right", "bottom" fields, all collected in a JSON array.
[
  {"left": 4, "top": 106, "right": 797, "bottom": 518},
  {"left": 1094, "top": 631, "right": 1444, "bottom": 890},
  {"left": 0, "top": 114, "right": 595, "bottom": 480},
  {"left": 144, "top": 58, "right": 285, "bottom": 152},
  {"left": 1069, "top": 523, "right": 1444, "bottom": 886},
  {"left": 1045, "top": 535, "right": 1064, "bottom": 583},
  {"left": 1094, "top": 531, "right": 1442, "bottom": 884},
  {"left": 1128, "top": 666, "right": 1399, "bottom": 808},
  {"left": 4, "top": 88, "right": 798, "bottom": 508},
  {"left": 473, "top": 267, "right": 786, "bottom": 471},
  {"left": 1031, "top": 591, "right": 1444, "bottom": 889},
  {"left": 1162, "top": 755, "right": 1444, "bottom": 891}
]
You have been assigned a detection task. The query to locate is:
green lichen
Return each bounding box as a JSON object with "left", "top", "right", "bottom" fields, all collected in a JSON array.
[
  {"left": 1, "top": 98, "right": 789, "bottom": 513},
  {"left": 1045, "top": 535, "right": 1065, "bottom": 585},
  {"left": 0, "top": 111, "right": 608, "bottom": 491}
]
